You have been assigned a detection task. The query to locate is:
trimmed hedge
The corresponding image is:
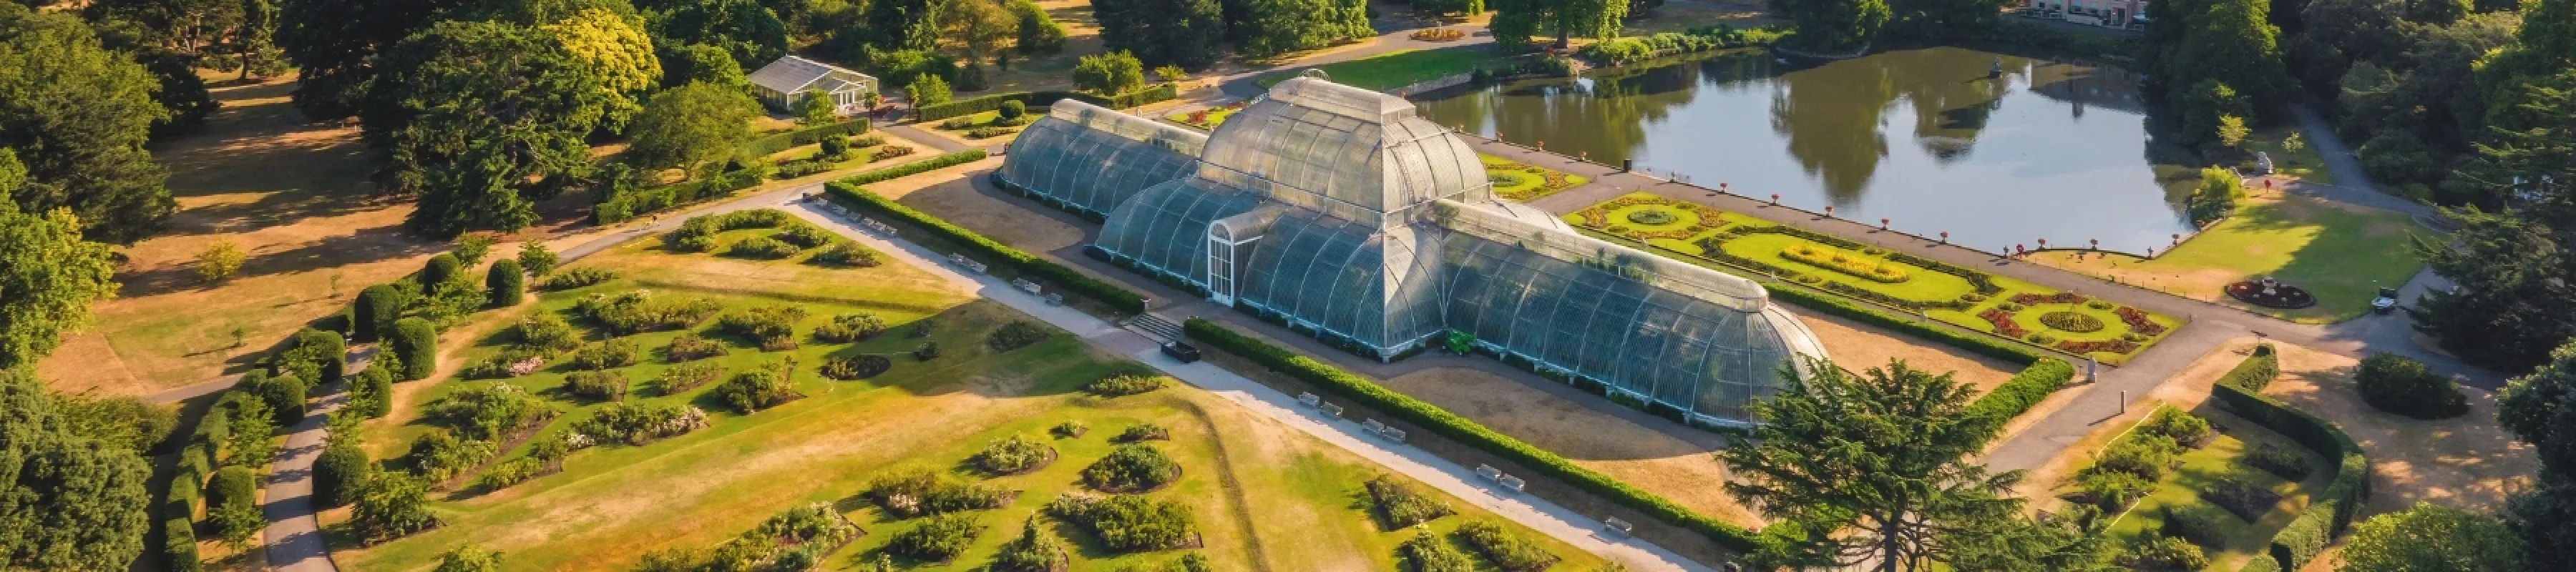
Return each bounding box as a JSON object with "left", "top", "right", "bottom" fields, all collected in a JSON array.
[
  {"left": 162, "top": 517, "right": 200, "bottom": 572},
  {"left": 2238, "top": 554, "right": 2281, "bottom": 572},
  {"left": 824, "top": 181, "right": 1147, "bottom": 313},
  {"left": 487, "top": 258, "right": 525, "bottom": 307},
  {"left": 314, "top": 443, "right": 369, "bottom": 508},
  {"left": 208, "top": 465, "right": 257, "bottom": 509},
  {"left": 1962, "top": 358, "right": 2076, "bottom": 437},
  {"left": 914, "top": 85, "right": 1179, "bottom": 122},
  {"left": 836, "top": 149, "right": 988, "bottom": 185},
  {"left": 2210, "top": 381, "right": 2370, "bottom": 571},
  {"left": 594, "top": 165, "right": 775, "bottom": 225},
  {"left": 353, "top": 284, "right": 405, "bottom": 342},
  {"left": 2218, "top": 345, "right": 2280, "bottom": 392},
  {"left": 743, "top": 119, "right": 873, "bottom": 158},
  {"left": 1181, "top": 318, "right": 1777, "bottom": 554}
]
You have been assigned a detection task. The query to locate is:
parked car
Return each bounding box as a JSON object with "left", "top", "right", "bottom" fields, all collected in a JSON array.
[
  {"left": 2372, "top": 287, "right": 2402, "bottom": 315},
  {"left": 1161, "top": 342, "right": 1201, "bottom": 363}
]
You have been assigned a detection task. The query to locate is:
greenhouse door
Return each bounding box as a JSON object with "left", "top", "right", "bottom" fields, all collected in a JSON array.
[{"left": 1208, "top": 232, "right": 1237, "bottom": 305}]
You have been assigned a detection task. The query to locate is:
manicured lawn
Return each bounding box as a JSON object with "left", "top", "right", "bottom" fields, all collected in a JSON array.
[
  {"left": 1478, "top": 154, "right": 1589, "bottom": 202},
  {"left": 2033, "top": 194, "right": 2429, "bottom": 324},
  {"left": 336, "top": 223, "right": 1603, "bottom": 571},
  {"left": 1257, "top": 47, "right": 1507, "bottom": 92},
  {"left": 2086, "top": 405, "right": 2333, "bottom": 571},
  {"left": 1568, "top": 193, "right": 2184, "bottom": 364},
  {"left": 2235, "top": 127, "right": 2333, "bottom": 186}
]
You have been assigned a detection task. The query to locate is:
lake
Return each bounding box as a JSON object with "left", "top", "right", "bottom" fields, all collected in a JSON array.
[{"left": 1413, "top": 46, "right": 2198, "bottom": 255}]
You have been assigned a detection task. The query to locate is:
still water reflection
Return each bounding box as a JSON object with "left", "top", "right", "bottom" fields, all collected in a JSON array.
[{"left": 1413, "top": 46, "right": 2195, "bottom": 254}]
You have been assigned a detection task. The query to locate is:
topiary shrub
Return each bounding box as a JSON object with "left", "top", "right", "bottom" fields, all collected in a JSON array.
[
  {"left": 2356, "top": 352, "right": 2469, "bottom": 419},
  {"left": 998, "top": 99, "right": 1027, "bottom": 119},
  {"left": 566, "top": 370, "right": 630, "bottom": 402},
  {"left": 314, "top": 443, "right": 370, "bottom": 508},
  {"left": 1365, "top": 475, "right": 1453, "bottom": 529},
  {"left": 889, "top": 513, "right": 983, "bottom": 562},
  {"left": 986, "top": 320, "right": 1052, "bottom": 351},
  {"left": 354, "top": 284, "right": 406, "bottom": 342},
  {"left": 389, "top": 317, "right": 438, "bottom": 380},
  {"left": 2037, "top": 310, "right": 2106, "bottom": 332},
  {"left": 421, "top": 252, "right": 464, "bottom": 287},
  {"left": 486, "top": 259, "right": 525, "bottom": 307},
  {"left": 162, "top": 517, "right": 200, "bottom": 572},
  {"left": 208, "top": 465, "right": 258, "bottom": 511},
  {"left": 2218, "top": 345, "right": 2280, "bottom": 392},
  {"left": 248, "top": 372, "right": 308, "bottom": 425},
  {"left": 1083, "top": 443, "right": 1181, "bottom": 492}
]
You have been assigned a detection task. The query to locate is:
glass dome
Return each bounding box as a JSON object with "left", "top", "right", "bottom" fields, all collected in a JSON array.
[{"left": 995, "top": 99, "right": 1206, "bottom": 217}]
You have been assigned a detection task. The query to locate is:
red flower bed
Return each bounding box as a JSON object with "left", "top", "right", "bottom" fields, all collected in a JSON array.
[
  {"left": 2058, "top": 339, "right": 2141, "bottom": 355},
  {"left": 2010, "top": 292, "right": 2088, "bottom": 305},
  {"left": 2116, "top": 307, "right": 2167, "bottom": 335},
  {"left": 1979, "top": 309, "right": 2028, "bottom": 337}
]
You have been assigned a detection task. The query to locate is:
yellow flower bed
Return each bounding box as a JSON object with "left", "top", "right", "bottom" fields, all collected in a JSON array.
[{"left": 1782, "top": 244, "right": 1911, "bottom": 283}]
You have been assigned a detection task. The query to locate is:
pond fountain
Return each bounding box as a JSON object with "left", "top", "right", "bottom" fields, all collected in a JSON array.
[{"left": 1414, "top": 46, "right": 2197, "bottom": 254}]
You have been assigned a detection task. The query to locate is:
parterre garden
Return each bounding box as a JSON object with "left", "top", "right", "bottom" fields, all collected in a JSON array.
[
  {"left": 329, "top": 209, "right": 1601, "bottom": 571},
  {"left": 1479, "top": 154, "right": 1588, "bottom": 202},
  {"left": 1565, "top": 192, "right": 2183, "bottom": 364}
]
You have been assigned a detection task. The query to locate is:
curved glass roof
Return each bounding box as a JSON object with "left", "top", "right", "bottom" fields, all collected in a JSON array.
[
  {"left": 1233, "top": 209, "right": 1445, "bottom": 350},
  {"left": 997, "top": 100, "right": 1206, "bottom": 216},
  {"left": 1093, "top": 177, "right": 1261, "bottom": 281},
  {"left": 1201, "top": 77, "right": 1490, "bottom": 225}
]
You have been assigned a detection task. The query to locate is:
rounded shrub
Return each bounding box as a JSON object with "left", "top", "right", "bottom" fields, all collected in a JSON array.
[
  {"left": 207, "top": 465, "right": 258, "bottom": 509},
  {"left": 2356, "top": 352, "right": 2469, "bottom": 419},
  {"left": 314, "top": 443, "right": 369, "bottom": 508},
  {"left": 487, "top": 258, "right": 525, "bottom": 307},
  {"left": 351, "top": 365, "right": 394, "bottom": 418},
  {"left": 422, "top": 252, "right": 464, "bottom": 286},
  {"left": 353, "top": 284, "right": 406, "bottom": 342},
  {"left": 998, "top": 99, "right": 1027, "bottom": 119},
  {"left": 2037, "top": 311, "right": 2106, "bottom": 333},
  {"left": 250, "top": 373, "right": 308, "bottom": 425},
  {"left": 390, "top": 317, "right": 438, "bottom": 380}
]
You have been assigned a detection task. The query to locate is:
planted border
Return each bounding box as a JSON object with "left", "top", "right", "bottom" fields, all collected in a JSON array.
[
  {"left": 823, "top": 175, "right": 1148, "bottom": 313},
  {"left": 914, "top": 84, "right": 1181, "bottom": 122},
  {"left": 2205, "top": 357, "right": 2369, "bottom": 571}
]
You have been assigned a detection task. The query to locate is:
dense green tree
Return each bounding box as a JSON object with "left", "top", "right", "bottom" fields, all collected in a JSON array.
[
  {"left": 1941, "top": 506, "right": 2115, "bottom": 571},
  {"left": 0, "top": 368, "right": 152, "bottom": 571},
  {"left": 627, "top": 81, "right": 760, "bottom": 172},
  {"left": 1756, "top": 0, "right": 1883, "bottom": 50},
  {"left": 942, "top": 0, "right": 1016, "bottom": 63},
  {"left": 0, "top": 6, "right": 175, "bottom": 244},
  {"left": 1885, "top": 0, "right": 2005, "bottom": 39},
  {"left": 353, "top": 283, "right": 406, "bottom": 342},
  {"left": 276, "top": 0, "right": 472, "bottom": 117},
  {"left": 2407, "top": 208, "right": 2576, "bottom": 370},
  {"left": 1093, "top": 0, "right": 1224, "bottom": 68},
  {"left": 907, "top": 74, "right": 952, "bottom": 106},
  {"left": 660, "top": 41, "right": 748, "bottom": 89},
  {"left": 1071, "top": 51, "right": 1145, "bottom": 95},
  {"left": 369, "top": 20, "right": 612, "bottom": 237},
  {"left": 0, "top": 150, "right": 119, "bottom": 371},
  {"left": 2492, "top": 335, "right": 2576, "bottom": 568},
  {"left": 517, "top": 240, "right": 557, "bottom": 277},
  {"left": 638, "top": 0, "right": 787, "bottom": 67},
  {"left": 1008, "top": 0, "right": 1064, "bottom": 54},
  {"left": 863, "top": 0, "right": 940, "bottom": 51},
  {"left": 2158, "top": 0, "right": 2296, "bottom": 116},
  {"left": 1230, "top": 0, "right": 1370, "bottom": 57},
  {"left": 1717, "top": 358, "right": 2024, "bottom": 571},
  {"left": 313, "top": 441, "right": 369, "bottom": 508},
  {"left": 2177, "top": 79, "right": 2255, "bottom": 150},
  {"left": 2341, "top": 502, "right": 2522, "bottom": 572},
  {"left": 537, "top": 6, "right": 662, "bottom": 129}
]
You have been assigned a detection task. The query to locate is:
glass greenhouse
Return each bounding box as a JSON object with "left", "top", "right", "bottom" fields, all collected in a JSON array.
[{"left": 997, "top": 77, "right": 1826, "bottom": 425}]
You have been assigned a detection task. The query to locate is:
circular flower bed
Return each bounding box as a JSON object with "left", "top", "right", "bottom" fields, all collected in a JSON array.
[
  {"left": 2038, "top": 311, "right": 2107, "bottom": 333},
  {"left": 1626, "top": 208, "right": 1680, "bottom": 225},
  {"left": 2225, "top": 280, "right": 2317, "bottom": 309}
]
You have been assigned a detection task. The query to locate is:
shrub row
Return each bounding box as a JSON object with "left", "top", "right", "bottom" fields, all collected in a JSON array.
[
  {"left": 1180, "top": 318, "right": 1777, "bottom": 553},
  {"left": 833, "top": 149, "right": 988, "bottom": 186},
  {"left": 2210, "top": 381, "right": 2370, "bottom": 571},
  {"left": 917, "top": 84, "right": 1176, "bottom": 121},
  {"left": 741, "top": 119, "right": 873, "bottom": 158},
  {"left": 595, "top": 164, "right": 776, "bottom": 225},
  {"left": 825, "top": 181, "right": 1146, "bottom": 313},
  {"left": 2218, "top": 345, "right": 2280, "bottom": 392},
  {"left": 1576, "top": 25, "right": 1784, "bottom": 65},
  {"left": 1961, "top": 358, "right": 2075, "bottom": 438}
]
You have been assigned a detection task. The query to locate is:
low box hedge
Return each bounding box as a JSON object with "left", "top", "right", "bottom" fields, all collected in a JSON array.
[
  {"left": 2210, "top": 380, "right": 2369, "bottom": 571},
  {"left": 2218, "top": 345, "right": 2280, "bottom": 392},
  {"left": 1180, "top": 318, "right": 1778, "bottom": 555},
  {"left": 1963, "top": 358, "right": 2075, "bottom": 438},
  {"left": 743, "top": 119, "right": 873, "bottom": 158},
  {"left": 838, "top": 149, "right": 988, "bottom": 186},
  {"left": 824, "top": 179, "right": 1147, "bottom": 314}
]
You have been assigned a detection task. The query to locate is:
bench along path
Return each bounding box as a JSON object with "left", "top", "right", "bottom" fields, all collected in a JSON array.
[{"left": 779, "top": 199, "right": 1714, "bottom": 571}]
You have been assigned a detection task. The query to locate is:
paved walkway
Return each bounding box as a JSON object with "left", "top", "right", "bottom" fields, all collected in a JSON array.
[
  {"left": 260, "top": 357, "right": 353, "bottom": 572},
  {"left": 779, "top": 197, "right": 1708, "bottom": 571}
]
